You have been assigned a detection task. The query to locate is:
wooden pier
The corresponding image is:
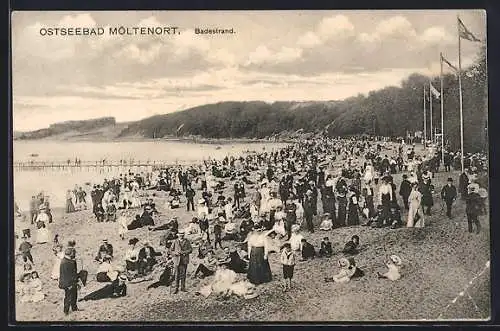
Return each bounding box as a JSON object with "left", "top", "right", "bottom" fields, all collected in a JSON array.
[{"left": 12, "top": 160, "right": 174, "bottom": 173}]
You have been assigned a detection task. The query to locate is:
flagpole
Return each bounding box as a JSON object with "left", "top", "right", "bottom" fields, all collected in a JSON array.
[
  {"left": 440, "top": 52, "right": 445, "bottom": 166},
  {"left": 429, "top": 81, "right": 433, "bottom": 144},
  {"left": 457, "top": 15, "right": 465, "bottom": 173},
  {"left": 423, "top": 86, "right": 427, "bottom": 149}
]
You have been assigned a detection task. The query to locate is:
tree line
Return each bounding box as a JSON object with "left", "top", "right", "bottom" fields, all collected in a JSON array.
[{"left": 121, "top": 47, "right": 486, "bottom": 152}]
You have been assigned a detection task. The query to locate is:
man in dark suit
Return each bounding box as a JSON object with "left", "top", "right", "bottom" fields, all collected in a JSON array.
[
  {"left": 185, "top": 184, "right": 196, "bottom": 212},
  {"left": 465, "top": 186, "right": 483, "bottom": 234},
  {"left": 59, "top": 248, "right": 78, "bottom": 315},
  {"left": 169, "top": 230, "right": 192, "bottom": 294},
  {"left": 441, "top": 177, "right": 458, "bottom": 219},
  {"left": 399, "top": 174, "right": 412, "bottom": 210},
  {"left": 303, "top": 190, "right": 315, "bottom": 233}
]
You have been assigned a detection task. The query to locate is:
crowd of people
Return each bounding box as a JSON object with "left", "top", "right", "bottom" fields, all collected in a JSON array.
[{"left": 14, "top": 136, "right": 488, "bottom": 317}]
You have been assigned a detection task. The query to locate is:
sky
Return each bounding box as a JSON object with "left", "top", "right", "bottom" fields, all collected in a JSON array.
[{"left": 11, "top": 10, "right": 486, "bottom": 131}]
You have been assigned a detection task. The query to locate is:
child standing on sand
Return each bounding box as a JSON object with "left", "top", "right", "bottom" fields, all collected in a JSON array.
[
  {"left": 280, "top": 243, "right": 296, "bottom": 292},
  {"left": 19, "top": 236, "right": 34, "bottom": 264}
]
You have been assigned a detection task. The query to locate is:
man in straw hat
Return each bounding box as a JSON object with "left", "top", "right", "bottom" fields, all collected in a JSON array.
[{"left": 169, "top": 230, "right": 192, "bottom": 293}]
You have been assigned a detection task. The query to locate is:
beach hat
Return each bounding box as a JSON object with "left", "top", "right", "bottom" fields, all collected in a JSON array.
[
  {"left": 338, "top": 257, "right": 350, "bottom": 268},
  {"left": 118, "top": 274, "right": 128, "bottom": 281},
  {"left": 178, "top": 229, "right": 185, "bottom": 235},
  {"left": 389, "top": 255, "right": 402, "bottom": 266},
  {"left": 198, "top": 198, "right": 206, "bottom": 204}
]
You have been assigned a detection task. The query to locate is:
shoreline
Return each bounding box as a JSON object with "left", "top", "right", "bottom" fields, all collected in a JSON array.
[{"left": 13, "top": 136, "right": 298, "bottom": 145}]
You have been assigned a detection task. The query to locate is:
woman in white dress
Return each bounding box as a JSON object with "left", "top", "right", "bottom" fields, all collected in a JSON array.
[
  {"left": 407, "top": 182, "right": 423, "bottom": 227},
  {"left": 363, "top": 160, "right": 375, "bottom": 184},
  {"left": 36, "top": 223, "right": 50, "bottom": 244},
  {"left": 259, "top": 182, "right": 271, "bottom": 216},
  {"left": 249, "top": 203, "right": 259, "bottom": 223},
  {"left": 117, "top": 211, "right": 131, "bottom": 240},
  {"left": 294, "top": 199, "right": 304, "bottom": 226},
  {"left": 130, "top": 186, "right": 141, "bottom": 209},
  {"left": 51, "top": 245, "right": 65, "bottom": 280}
]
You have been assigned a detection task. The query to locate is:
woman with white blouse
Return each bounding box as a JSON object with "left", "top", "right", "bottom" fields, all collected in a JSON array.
[{"left": 246, "top": 225, "right": 273, "bottom": 285}]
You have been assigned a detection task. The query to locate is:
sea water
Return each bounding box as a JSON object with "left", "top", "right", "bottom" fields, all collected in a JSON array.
[{"left": 13, "top": 140, "right": 288, "bottom": 210}]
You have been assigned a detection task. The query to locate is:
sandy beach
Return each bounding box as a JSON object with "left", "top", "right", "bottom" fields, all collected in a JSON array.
[{"left": 12, "top": 142, "right": 490, "bottom": 322}]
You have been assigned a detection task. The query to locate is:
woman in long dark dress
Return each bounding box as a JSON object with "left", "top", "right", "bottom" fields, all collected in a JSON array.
[
  {"left": 65, "top": 190, "right": 76, "bottom": 214},
  {"left": 378, "top": 177, "right": 393, "bottom": 224},
  {"left": 336, "top": 191, "right": 347, "bottom": 227},
  {"left": 246, "top": 225, "right": 272, "bottom": 285},
  {"left": 346, "top": 187, "right": 360, "bottom": 226}
]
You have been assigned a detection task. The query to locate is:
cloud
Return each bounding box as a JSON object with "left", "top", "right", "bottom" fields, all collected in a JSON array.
[
  {"left": 374, "top": 16, "right": 416, "bottom": 40},
  {"left": 297, "top": 15, "right": 355, "bottom": 49},
  {"left": 418, "top": 26, "right": 454, "bottom": 45},
  {"left": 13, "top": 14, "right": 98, "bottom": 61},
  {"left": 356, "top": 17, "right": 454, "bottom": 50},
  {"left": 113, "top": 42, "right": 163, "bottom": 64},
  {"left": 245, "top": 14, "right": 469, "bottom": 76},
  {"left": 12, "top": 10, "right": 486, "bottom": 130},
  {"left": 297, "top": 31, "right": 322, "bottom": 48},
  {"left": 245, "top": 45, "right": 302, "bottom": 66},
  {"left": 317, "top": 15, "right": 355, "bottom": 40}
]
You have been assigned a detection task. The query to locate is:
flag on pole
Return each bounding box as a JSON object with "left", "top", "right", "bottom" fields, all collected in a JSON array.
[
  {"left": 458, "top": 17, "right": 481, "bottom": 42},
  {"left": 441, "top": 54, "right": 458, "bottom": 72},
  {"left": 430, "top": 83, "right": 441, "bottom": 99}
]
